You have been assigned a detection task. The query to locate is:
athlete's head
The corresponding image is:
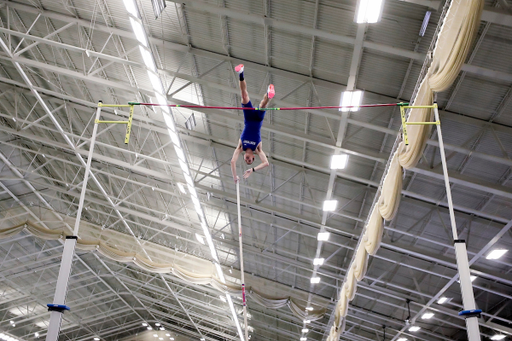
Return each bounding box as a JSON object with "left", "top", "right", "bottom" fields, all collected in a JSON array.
[{"left": 244, "top": 149, "right": 255, "bottom": 165}]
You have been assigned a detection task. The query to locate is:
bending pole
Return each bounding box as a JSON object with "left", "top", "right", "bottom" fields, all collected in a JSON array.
[
  {"left": 433, "top": 103, "right": 481, "bottom": 341},
  {"left": 46, "top": 104, "right": 103, "bottom": 341},
  {"left": 236, "top": 181, "right": 249, "bottom": 341}
]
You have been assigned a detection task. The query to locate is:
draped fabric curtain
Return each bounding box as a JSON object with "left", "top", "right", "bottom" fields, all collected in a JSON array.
[
  {"left": 326, "top": 0, "right": 484, "bottom": 337},
  {"left": 0, "top": 221, "right": 326, "bottom": 321}
]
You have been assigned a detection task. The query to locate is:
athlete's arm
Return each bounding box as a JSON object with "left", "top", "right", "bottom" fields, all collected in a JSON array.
[
  {"left": 243, "top": 143, "right": 269, "bottom": 179},
  {"left": 231, "top": 140, "right": 243, "bottom": 182}
]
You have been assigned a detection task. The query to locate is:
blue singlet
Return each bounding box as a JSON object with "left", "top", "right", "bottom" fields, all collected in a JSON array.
[{"left": 240, "top": 101, "right": 266, "bottom": 151}]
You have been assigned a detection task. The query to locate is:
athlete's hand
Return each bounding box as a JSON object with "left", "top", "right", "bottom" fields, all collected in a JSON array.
[
  {"left": 243, "top": 169, "right": 253, "bottom": 179},
  {"left": 234, "top": 176, "right": 240, "bottom": 183}
]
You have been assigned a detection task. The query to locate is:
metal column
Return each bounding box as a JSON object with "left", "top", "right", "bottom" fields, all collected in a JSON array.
[
  {"left": 433, "top": 103, "right": 481, "bottom": 341},
  {"left": 46, "top": 104, "right": 103, "bottom": 341}
]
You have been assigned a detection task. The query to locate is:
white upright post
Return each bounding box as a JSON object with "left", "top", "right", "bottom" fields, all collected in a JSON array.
[
  {"left": 433, "top": 104, "right": 481, "bottom": 341},
  {"left": 46, "top": 104, "right": 103, "bottom": 341},
  {"left": 236, "top": 181, "right": 249, "bottom": 341}
]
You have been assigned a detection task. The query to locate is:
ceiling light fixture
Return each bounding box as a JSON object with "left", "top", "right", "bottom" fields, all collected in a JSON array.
[
  {"left": 313, "top": 258, "right": 325, "bottom": 265},
  {"left": 491, "top": 335, "right": 506, "bottom": 340},
  {"left": 121, "top": 0, "right": 243, "bottom": 339},
  {"left": 165, "top": 334, "right": 170, "bottom": 337},
  {"left": 305, "top": 306, "right": 314, "bottom": 311},
  {"left": 408, "top": 326, "right": 421, "bottom": 332},
  {"left": 317, "top": 232, "right": 330, "bottom": 241},
  {"left": 340, "top": 90, "right": 363, "bottom": 112},
  {"left": 355, "top": 0, "right": 383, "bottom": 23},
  {"left": 397, "top": 338, "right": 408, "bottom": 341},
  {"left": 330, "top": 154, "right": 349, "bottom": 169},
  {"left": 310, "top": 277, "right": 321, "bottom": 284},
  {"left": 302, "top": 328, "right": 309, "bottom": 333},
  {"left": 304, "top": 320, "right": 311, "bottom": 324},
  {"left": 437, "top": 296, "right": 451, "bottom": 304},
  {"left": 322, "top": 200, "right": 337, "bottom": 212},
  {"left": 153, "top": 334, "right": 158, "bottom": 338},
  {"left": 195, "top": 233, "right": 205, "bottom": 245},
  {"left": 94, "top": 338, "right": 100, "bottom": 341},
  {"left": 147, "top": 327, "right": 153, "bottom": 330},
  {"left": 486, "top": 249, "right": 508, "bottom": 260},
  {"left": 300, "top": 338, "right": 307, "bottom": 341},
  {"left": 177, "top": 182, "right": 186, "bottom": 194},
  {"left": 35, "top": 333, "right": 39, "bottom": 338},
  {"left": 421, "top": 312, "right": 434, "bottom": 319}
]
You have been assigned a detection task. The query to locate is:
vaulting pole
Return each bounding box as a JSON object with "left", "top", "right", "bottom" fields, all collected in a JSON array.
[
  {"left": 433, "top": 103, "right": 481, "bottom": 341},
  {"left": 236, "top": 181, "right": 249, "bottom": 341},
  {"left": 46, "top": 103, "right": 103, "bottom": 341}
]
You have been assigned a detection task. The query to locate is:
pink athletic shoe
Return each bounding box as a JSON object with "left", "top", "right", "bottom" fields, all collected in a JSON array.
[
  {"left": 267, "top": 84, "right": 275, "bottom": 99},
  {"left": 235, "top": 64, "right": 244, "bottom": 74}
]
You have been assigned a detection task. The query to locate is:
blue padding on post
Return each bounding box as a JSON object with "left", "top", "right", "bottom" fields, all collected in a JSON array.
[
  {"left": 458, "top": 309, "right": 482, "bottom": 316},
  {"left": 47, "top": 304, "right": 70, "bottom": 311}
]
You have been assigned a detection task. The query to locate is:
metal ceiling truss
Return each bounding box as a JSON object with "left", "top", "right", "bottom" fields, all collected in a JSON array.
[{"left": 0, "top": 1, "right": 511, "bottom": 341}]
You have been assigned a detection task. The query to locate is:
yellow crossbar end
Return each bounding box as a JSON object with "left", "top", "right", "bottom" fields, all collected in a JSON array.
[{"left": 124, "top": 105, "right": 135, "bottom": 144}]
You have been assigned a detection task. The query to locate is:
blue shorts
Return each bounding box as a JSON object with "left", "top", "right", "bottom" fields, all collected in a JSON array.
[{"left": 242, "top": 101, "right": 266, "bottom": 122}]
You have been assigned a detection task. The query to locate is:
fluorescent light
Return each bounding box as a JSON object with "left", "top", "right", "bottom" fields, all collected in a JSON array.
[
  {"left": 317, "top": 232, "right": 330, "bottom": 241},
  {"left": 142, "top": 323, "right": 148, "bottom": 326},
  {"left": 160, "top": 338, "right": 164, "bottom": 340},
  {"left": 175, "top": 147, "right": 186, "bottom": 163},
  {"left": 408, "top": 326, "right": 421, "bottom": 332},
  {"left": 437, "top": 296, "right": 451, "bottom": 304},
  {"left": 310, "top": 277, "right": 321, "bottom": 284},
  {"left": 129, "top": 17, "right": 148, "bottom": 47},
  {"left": 302, "top": 328, "right": 309, "bottom": 333},
  {"left": 147, "top": 327, "right": 153, "bottom": 330},
  {"left": 304, "top": 320, "right": 311, "bottom": 324},
  {"left": 147, "top": 70, "right": 164, "bottom": 94},
  {"left": 123, "top": 0, "right": 139, "bottom": 17},
  {"left": 200, "top": 338, "right": 205, "bottom": 341},
  {"left": 305, "top": 306, "right": 314, "bottom": 311},
  {"left": 177, "top": 183, "right": 186, "bottom": 194},
  {"left": 94, "top": 338, "right": 100, "bottom": 341},
  {"left": 313, "top": 258, "right": 325, "bottom": 266},
  {"left": 340, "top": 90, "right": 363, "bottom": 112},
  {"left": 397, "top": 338, "right": 408, "bottom": 341},
  {"left": 355, "top": 0, "right": 383, "bottom": 23},
  {"left": 153, "top": 334, "right": 158, "bottom": 338},
  {"left": 300, "top": 338, "right": 307, "bottom": 341},
  {"left": 323, "top": 200, "right": 337, "bottom": 212},
  {"left": 166, "top": 334, "right": 170, "bottom": 337},
  {"left": 330, "top": 154, "right": 349, "bottom": 169},
  {"left": 421, "top": 312, "right": 434, "bottom": 319},
  {"left": 491, "top": 335, "right": 506, "bottom": 340},
  {"left": 220, "top": 295, "right": 226, "bottom": 302},
  {"left": 486, "top": 249, "right": 508, "bottom": 260},
  {"left": 196, "top": 233, "right": 205, "bottom": 245},
  {"left": 35, "top": 333, "right": 39, "bottom": 338},
  {"left": 9, "top": 321, "right": 14, "bottom": 325},
  {"left": 139, "top": 46, "right": 156, "bottom": 71},
  {"left": 160, "top": 327, "right": 165, "bottom": 331}
]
